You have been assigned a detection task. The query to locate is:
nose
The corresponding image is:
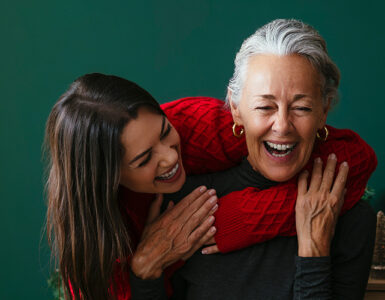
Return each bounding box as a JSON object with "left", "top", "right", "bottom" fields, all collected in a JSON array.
[
  {"left": 271, "top": 109, "right": 292, "bottom": 136},
  {"left": 158, "top": 143, "right": 178, "bottom": 169}
]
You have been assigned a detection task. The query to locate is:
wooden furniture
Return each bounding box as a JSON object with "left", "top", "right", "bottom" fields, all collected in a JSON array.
[{"left": 365, "top": 278, "right": 385, "bottom": 299}]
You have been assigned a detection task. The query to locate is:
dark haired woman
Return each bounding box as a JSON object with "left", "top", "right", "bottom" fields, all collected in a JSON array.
[
  {"left": 45, "top": 73, "right": 222, "bottom": 299},
  {"left": 45, "top": 73, "right": 375, "bottom": 300}
]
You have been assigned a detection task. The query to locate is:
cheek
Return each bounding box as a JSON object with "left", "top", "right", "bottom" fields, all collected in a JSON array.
[
  {"left": 243, "top": 114, "right": 268, "bottom": 141},
  {"left": 120, "top": 165, "right": 157, "bottom": 189}
]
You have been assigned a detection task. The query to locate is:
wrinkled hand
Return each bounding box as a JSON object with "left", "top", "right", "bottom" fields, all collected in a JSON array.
[
  {"left": 201, "top": 237, "right": 219, "bottom": 254},
  {"left": 296, "top": 153, "right": 349, "bottom": 257},
  {"left": 131, "top": 186, "right": 218, "bottom": 279}
]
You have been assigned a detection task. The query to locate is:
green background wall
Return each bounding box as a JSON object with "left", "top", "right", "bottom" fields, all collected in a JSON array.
[{"left": 1, "top": 0, "right": 384, "bottom": 299}]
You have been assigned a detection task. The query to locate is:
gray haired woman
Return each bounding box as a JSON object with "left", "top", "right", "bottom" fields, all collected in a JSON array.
[{"left": 131, "top": 19, "right": 376, "bottom": 300}]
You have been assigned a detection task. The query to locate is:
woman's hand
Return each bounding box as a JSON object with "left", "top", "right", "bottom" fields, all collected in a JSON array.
[
  {"left": 296, "top": 153, "right": 349, "bottom": 257},
  {"left": 131, "top": 186, "right": 218, "bottom": 279}
]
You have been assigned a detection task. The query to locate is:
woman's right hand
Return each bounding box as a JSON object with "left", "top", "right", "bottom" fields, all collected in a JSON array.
[
  {"left": 296, "top": 153, "right": 349, "bottom": 257},
  {"left": 131, "top": 186, "right": 218, "bottom": 279}
]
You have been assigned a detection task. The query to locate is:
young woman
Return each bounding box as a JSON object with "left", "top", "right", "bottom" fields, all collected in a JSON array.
[
  {"left": 45, "top": 73, "right": 375, "bottom": 300},
  {"left": 45, "top": 73, "right": 221, "bottom": 299}
]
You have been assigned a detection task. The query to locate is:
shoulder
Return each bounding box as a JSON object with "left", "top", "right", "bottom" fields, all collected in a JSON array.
[
  {"left": 160, "top": 96, "right": 225, "bottom": 113},
  {"left": 338, "top": 200, "right": 376, "bottom": 229},
  {"left": 332, "top": 200, "right": 376, "bottom": 257}
]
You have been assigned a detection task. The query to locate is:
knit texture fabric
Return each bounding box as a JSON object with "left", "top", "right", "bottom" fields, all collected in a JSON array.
[
  {"left": 160, "top": 97, "right": 378, "bottom": 253},
  {"left": 108, "top": 96, "right": 376, "bottom": 299}
]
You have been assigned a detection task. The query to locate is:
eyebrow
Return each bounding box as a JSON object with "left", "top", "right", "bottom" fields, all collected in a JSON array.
[
  {"left": 255, "top": 94, "right": 309, "bottom": 101},
  {"left": 128, "top": 116, "right": 167, "bottom": 165}
]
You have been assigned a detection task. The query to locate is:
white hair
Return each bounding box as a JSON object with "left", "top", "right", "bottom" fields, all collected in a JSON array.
[{"left": 226, "top": 19, "right": 340, "bottom": 107}]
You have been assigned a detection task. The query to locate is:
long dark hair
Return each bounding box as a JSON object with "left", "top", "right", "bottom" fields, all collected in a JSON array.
[{"left": 44, "top": 73, "right": 164, "bottom": 299}]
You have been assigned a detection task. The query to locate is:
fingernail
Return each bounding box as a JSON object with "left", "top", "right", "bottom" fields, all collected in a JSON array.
[
  {"left": 209, "top": 196, "right": 217, "bottom": 205},
  {"left": 315, "top": 157, "right": 322, "bottom": 163},
  {"left": 199, "top": 186, "right": 207, "bottom": 193},
  {"left": 210, "top": 226, "right": 216, "bottom": 233},
  {"left": 202, "top": 249, "right": 208, "bottom": 254},
  {"left": 329, "top": 153, "right": 336, "bottom": 160},
  {"left": 342, "top": 161, "right": 348, "bottom": 167},
  {"left": 208, "top": 215, "right": 215, "bottom": 223},
  {"left": 208, "top": 189, "right": 216, "bottom": 196},
  {"left": 211, "top": 204, "right": 218, "bottom": 213}
]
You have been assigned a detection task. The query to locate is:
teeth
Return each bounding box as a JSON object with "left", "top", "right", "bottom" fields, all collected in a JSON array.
[
  {"left": 271, "top": 151, "right": 291, "bottom": 158},
  {"left": 157, "top": 163, "right": 179, "bottom": 180},
  {"left": 266, "top": 142, "right": 295, "bottom": 151}
]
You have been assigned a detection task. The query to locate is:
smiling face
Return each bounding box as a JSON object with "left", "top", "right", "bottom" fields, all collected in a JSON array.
[
  {"left": 230, "top": 54, "right": 330, "bottom": 182},
  {"left": 119, "top": 107, "right": 186, "bottom": 194}
]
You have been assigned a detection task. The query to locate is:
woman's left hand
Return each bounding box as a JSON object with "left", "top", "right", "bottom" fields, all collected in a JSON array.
[
  {"left": 201, "top": 237, "right": 219, "bottom": 254},
  {"left": 296, "top": 153, "right": 349, "bottom": 257}
]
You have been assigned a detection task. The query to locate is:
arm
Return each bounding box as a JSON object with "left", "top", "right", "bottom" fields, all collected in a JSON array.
[
  {"left": 162, "top": 97, "right": 377, "bottom": 253},
  {"left": 293, "top": 200, "right": 376, "bottom": 300},
  {"left": 294, "top": 151, "right": 375, "bottom": 299},
  {"left": 330, "top": 200, "right": 376, "bottom": 299},
  {"left": 128, "top": 189, "right": 217, "bottom": 300}
]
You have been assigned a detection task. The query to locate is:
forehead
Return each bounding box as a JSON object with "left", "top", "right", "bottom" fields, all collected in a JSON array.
[
  {"left": 243, "top": 54, "right": 322, "bottom": 97},
  {"left": 120, "top": 108, "right": 163, "bottom": 160}
]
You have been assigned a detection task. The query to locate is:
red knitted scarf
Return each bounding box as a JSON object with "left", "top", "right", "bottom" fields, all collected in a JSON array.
[
  {"left": 111, "top": 96, "right": 376, "bottom": 299},
  {"left": 160, "top": 96, "right": 377, "bottom": 252}
]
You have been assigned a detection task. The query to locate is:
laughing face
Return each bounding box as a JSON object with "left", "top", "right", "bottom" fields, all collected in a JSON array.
[
  {"left": 119, "top": 107, "right": 186, "bottom": 193},
  {"left": 230, "top": 54, "right": 330, "bottom": 182}
]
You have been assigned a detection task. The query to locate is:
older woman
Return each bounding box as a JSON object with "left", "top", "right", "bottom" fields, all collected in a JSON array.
[{"left": 130, "top": 19, "right": 377, "bottom": 299}]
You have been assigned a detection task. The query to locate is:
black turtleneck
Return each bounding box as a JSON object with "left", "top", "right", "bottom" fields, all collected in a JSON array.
[{"left": 131, "top": 158, "right": 376, "bottom": 300}]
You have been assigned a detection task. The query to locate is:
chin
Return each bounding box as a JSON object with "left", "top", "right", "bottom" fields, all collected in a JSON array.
[{"left": 262, "top": 168, "right": 298, "bottom": 182}]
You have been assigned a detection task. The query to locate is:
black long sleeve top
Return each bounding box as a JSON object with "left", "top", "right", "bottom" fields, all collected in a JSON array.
[{"left": 131, "top": 158, "right": 376, "bottom": 300}]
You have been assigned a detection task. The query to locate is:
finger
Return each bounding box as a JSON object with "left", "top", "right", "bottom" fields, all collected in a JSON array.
[
  {"left": 183, "top": 224, "right": 217, "bottom": 260},
  {"left": 298, "top": 170, "right": 309, "bottom": 195},
  {"left": 182, "top": 197, "right": 218, "bottom": 234},
  {"left": 203, "top": 236, "right": 216, "bottom": 246},
  {"left": 146, "top": 194, "right": 163, "bottom": 225},
  {"left": 201, "top": 244, "right": 220, "bottom": 255},
  {"left": 187, "top": 215, "right": 216, "bottom": 246},
  {"left": 330, "top": 162, "right": 349, "bottom": 200},
  {"left": 320, "top": 153, "right": 337, "bottom": 192},
  {"left": 340, "top": 188, "right": 347, "bottom": 207},
  {"left": 168, "top": 186, "right": 209, "bottom": 218},
  {"left": 177, "top": 189, "right": 217, "bottom": 224},
  {"left": 309, "top": 157, "right": 323, "bottom": 192},
  {"left": 166, "top": 201, "right": 175, "bottom": 212}
]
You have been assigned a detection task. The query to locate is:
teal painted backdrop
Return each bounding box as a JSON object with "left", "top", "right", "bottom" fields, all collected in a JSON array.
[{"left": 1, "top": 0, "right": 384, "bottom": 299}]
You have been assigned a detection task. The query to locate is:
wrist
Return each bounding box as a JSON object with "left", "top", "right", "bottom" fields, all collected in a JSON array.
[
  {"left": 131, "top": 253, "right": 163, "bottom": 280},
  {"left": 298, "top": 239, "right": 330, "bottom": 257}
]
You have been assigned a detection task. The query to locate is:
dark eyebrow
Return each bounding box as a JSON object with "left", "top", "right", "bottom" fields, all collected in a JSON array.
[
  {"left": 160, "top": 116, "right": 166, "bottom": 138},
  {"left": 128, "top": 148, "right": 152, "bottom": 165}
]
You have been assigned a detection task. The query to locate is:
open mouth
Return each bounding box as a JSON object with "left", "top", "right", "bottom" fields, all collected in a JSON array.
[
  {"left": 264, "top": 141, "right": 298, "bottom": 158},
  {"left": 155, "top": 163, "right": 180, "bottom": 181}
]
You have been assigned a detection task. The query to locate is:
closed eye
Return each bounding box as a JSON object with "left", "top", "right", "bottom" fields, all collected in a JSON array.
[
  {"left": 138, "top": 152, "right": 152, "bottom": 167},
  {"left": 256, "top": 106, "right": 274, "bottom": 110},
  {"left": 294, "top": 107, "right": 312, "bottom": 112}
]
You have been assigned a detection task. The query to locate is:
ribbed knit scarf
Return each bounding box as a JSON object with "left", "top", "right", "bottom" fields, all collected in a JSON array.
[{"left": 160, "top": 97, "right": 377, "bottom": 252}]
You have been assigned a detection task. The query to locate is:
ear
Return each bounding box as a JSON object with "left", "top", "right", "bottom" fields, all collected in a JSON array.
[
  {"left": 228, "top": 89, "right": 243, "bottom": 126},
  {"left": 319, "top": 97, "right": 331, "bottom": 129}
]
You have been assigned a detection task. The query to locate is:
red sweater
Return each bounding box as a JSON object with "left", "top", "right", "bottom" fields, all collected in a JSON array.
[{"left": 114, "top": 96, "right": 377, "bottom": 299}]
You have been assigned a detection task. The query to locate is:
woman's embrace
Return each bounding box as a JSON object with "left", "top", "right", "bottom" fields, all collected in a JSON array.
[
  {"left": 131, "top": 19, "right": 377, "bottom": 299},
  {"left": 45, "top": 19, "right": 377, "bottom": 300}
]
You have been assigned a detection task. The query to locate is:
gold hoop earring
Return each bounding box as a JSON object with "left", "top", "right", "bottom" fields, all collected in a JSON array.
[
  {"left": 316, "top": 126, "right": 329, "bottom": 142},
  {"left": 232, "top": 123, "right": 244, "bottom": 138}
]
